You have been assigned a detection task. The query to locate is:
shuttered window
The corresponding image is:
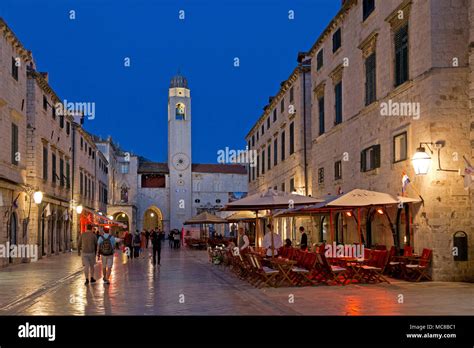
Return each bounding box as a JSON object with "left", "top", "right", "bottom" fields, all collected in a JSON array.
[
  {"left": 66, "top": 161, "right": 70, "bottom": 189},
  {"left": 289, "top": 122, "right": 295, "bottom": 155},
  {"left": 318, "top": 97, "right": 325, "bottom": 135},
  {"left": 333, "top": 28, "right": 342, "bottom": 52},
  {"left": 335, "top": 82, "right": 343, "bottom": 125},
  {"left": 11, "top": 123, "right": 19, "bottom": 165},
  {"left": 52, "top": 153, "right": 57, "bottom": 184},
  {"left": 261, "top": 150, "right": 265, "bottom": 175},
  {"left": 395, "top": 24, "right": 409, "bottom": 86},
  {"left": 59, "top": 158, "right": 64, "bottom": 187},
  {"left": 363, "top": 0, "right": 375, "bottom": 21},
  {"left": 361, "top": 144, "right": 381, "bottom": 172},
  {"left": 11, "top": 57, "right": 19, "bottom": 81},
  {"left": 80, "top": 172, "right": 84, "bottom": 195},
  {"left": 317, "top": 49, "right": 324, "bottom": 70},
  {"left": 335, "top": 161, "right": 342, "bottom": 180},
  {"left": 365, "top": 53, "right": 376, "bottom": 105},
  {"left": 256, "top": 154, "right": 259, "bottom": 178},
  {"left": 267, "top": 144, "right": 271, "bottom": 170},
  {"left": 281, "top": 131, "right": 286, "bottom": 161},
  {"left": 43, "top": 147, "right": 48, "bottom": 180},
  {"left": 274, "top": 138, "right": 278, "bottom": 166}
]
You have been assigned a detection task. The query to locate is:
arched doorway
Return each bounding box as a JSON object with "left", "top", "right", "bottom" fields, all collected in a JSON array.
[
  {"left": 114, "top": 212, "right": 130, "bottom": 230},
  {"left": 9, "top": 213, "right": 18, "bottom": 263},
  {"left": 143, "top": 206, "right": 163, "bottom": 231}
]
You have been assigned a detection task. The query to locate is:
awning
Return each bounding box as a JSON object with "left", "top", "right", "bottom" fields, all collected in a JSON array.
[{"left": 184, "top": 212, "right": 227, "bottom": 225}]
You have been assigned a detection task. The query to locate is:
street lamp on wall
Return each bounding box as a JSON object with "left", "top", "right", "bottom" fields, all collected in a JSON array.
[
  {"left": 33, "top": 191, "right": 43, "bottom": 205},
  {"left": 412, "top": 141, "right": 459, "bottom": 175},
  {"left": 412, "top": 146, "right": 432, "bottom": 175},
  {"left": 76, "top": 205, "right": 83, "bottom": 214}
]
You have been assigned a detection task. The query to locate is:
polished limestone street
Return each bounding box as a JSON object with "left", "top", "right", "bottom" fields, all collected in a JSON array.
[{"left": 0, "top": 245, "right": 472, "bottom": 316}]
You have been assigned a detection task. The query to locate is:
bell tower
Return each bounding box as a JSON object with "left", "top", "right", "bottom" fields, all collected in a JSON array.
[{"left": 168, "top": 73, "right": 192, "bottom": 230}]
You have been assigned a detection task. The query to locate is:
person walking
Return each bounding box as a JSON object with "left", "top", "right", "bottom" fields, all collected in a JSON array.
[
  {"left": 97, "top": 228, "right": 116, "bottom": 285},
  {"left": 168, "top": 230, "right": 174, "bottom": 248},
  {"left": 123, "top": 230, "right": 133, "bottom": 259},
  {"left": 173, "top": 230, "right": 181, "bottom": 249},
  {"left": 133, "top": 230, "right": 141, "bottom": 258},
  {"left": 299, "top": 226, "right": 308, "bottom": 251},
  {"left": 145, "top": 229, "right": 151, "bottom": 249},
  {"left": 78, "top": 224, "right": 98, "bottom": 285},
  {"left": 150, "top": 229, "right": 162, "bottom": 267},
  {"left": 140, "top": 231, "right": 147, "bottom": 257}
]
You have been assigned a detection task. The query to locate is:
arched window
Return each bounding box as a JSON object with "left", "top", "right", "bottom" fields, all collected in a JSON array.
[{"left": 176, "top": 103, "right": 185, "bottom": 120}]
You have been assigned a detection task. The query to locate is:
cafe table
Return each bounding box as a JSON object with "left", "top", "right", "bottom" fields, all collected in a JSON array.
[
  {"left": 265, "top": 257, "right": 297, "bottom": 287},
  {"left": 330, "top": 257, "right": 367, "bottom": 284}
]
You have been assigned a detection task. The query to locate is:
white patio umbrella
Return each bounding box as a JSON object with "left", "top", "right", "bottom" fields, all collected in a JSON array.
[
  {"left": 184, "top": 212, "right": 227, "bottom": 239},
  {"left": 222, "top": 189, "right": 323, "bottom": 257}
]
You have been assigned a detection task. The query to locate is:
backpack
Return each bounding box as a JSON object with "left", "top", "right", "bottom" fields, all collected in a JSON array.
[
  {"left": 133, "top": 234, "right": 141, "bottom": 246},
  {"left": 100, "top": 235, "right": 114, "bottom": 256}
]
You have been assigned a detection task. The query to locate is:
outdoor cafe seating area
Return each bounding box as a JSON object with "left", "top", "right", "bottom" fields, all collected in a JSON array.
[{"left": 211, "top": 244, "right": 433, "bottom": 288}]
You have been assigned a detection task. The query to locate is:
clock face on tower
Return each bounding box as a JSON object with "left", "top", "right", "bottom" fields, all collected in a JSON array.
[{"left": 172, "top": 153, "right": 190, "bottom": 171}]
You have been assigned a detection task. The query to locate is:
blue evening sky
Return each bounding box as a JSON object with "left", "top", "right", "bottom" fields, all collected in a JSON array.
[{"left": 1, "top": 0, "right": 339, "bottom": 163}]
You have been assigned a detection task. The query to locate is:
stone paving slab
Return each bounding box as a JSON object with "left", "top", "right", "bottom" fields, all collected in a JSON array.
[{"left": 0, "top": 246, "right": 472, "bottom": 315}]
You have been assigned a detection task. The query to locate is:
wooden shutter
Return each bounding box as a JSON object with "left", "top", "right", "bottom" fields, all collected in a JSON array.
[
  {"left": 373, "top": 144, "right": 381, "bottom": 168},
  {"left": 319, "top": 97, "right": 325, "bottom": 134},
  {"left": 43, "top": 147, "right": 48, "bottom": 180},
  {"left": 395, "top": 25, "right": 409, "bottom": 86},
  {"left": 361, "top": 150, "right": 366, "bottom": 172},
  {"left": 335, "top": 82, "right": 342, "bottom": 125},
  {"left": 365, "top": 53, "right": 376, "bottom": 105},
  {"left": 11, "top": 123, "right": 18, "bottom": 165}
]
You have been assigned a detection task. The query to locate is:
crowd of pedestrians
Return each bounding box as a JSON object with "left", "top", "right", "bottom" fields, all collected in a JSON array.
[{"left": 77, "top": 224, "right": 169, "bottom": 286}]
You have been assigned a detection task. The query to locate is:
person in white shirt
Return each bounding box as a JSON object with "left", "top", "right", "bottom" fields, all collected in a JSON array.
[
  {"left": 238, "top": 227, "right": 250, "bottom": 253},
  {"left": 262, "top": 224, "right": 283, "bottom": 257}
]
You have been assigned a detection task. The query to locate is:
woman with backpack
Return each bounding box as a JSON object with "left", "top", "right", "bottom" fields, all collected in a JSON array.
[{"left": 97, "top": 228, "right": 116, "bottom": 285}]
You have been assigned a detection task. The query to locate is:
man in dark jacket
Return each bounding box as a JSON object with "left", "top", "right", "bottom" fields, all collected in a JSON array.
[
  {"left": 299, "top": 226, "right": 308, "bottom": 251},
  {"left": 150, "top": 229, "right": 162, "bottom": 266}
]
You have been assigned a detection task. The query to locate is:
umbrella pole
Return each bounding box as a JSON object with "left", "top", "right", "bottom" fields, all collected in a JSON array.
[
  {"left": 271, "top": 209, "right": 274, "bottom": 259},
  {"left": 255, "top": 210, "right": 259, "bottom": 249},
  {"left": 358, "top": 208, "right": 361, "bottom": 245},
  {"left": 330, "top": 211, "right": 334, "bottom": 243}
]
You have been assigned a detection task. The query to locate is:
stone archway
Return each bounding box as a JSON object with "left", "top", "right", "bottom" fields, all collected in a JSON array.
[
  {"left": 143, "top": 206, "right": 163, "bottom": 231},
  {"left": 113, "top": 212, "right": 130, "bottom": 230}
]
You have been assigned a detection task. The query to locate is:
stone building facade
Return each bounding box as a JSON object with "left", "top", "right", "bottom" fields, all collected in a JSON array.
[
  {"left": 246, "top": 0, "right": 474, "bottom": 281},
  {"left": 0, "top": 18, "right": 32, "bottom": 268},
  {"left": 25, "top": 69, "right": 75, "bottom": 257},
  {"left": 95, "top": 136, "right": 139, "bottom": 235},
  {"left": 0, "top": 17, "right": 110, "bottom": 265},
  {"left": 70, "top": 126, "right": 110, "bottom": 247},
  {"left": 247, "top": 60, "right": 313, "bottom": 197}
]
